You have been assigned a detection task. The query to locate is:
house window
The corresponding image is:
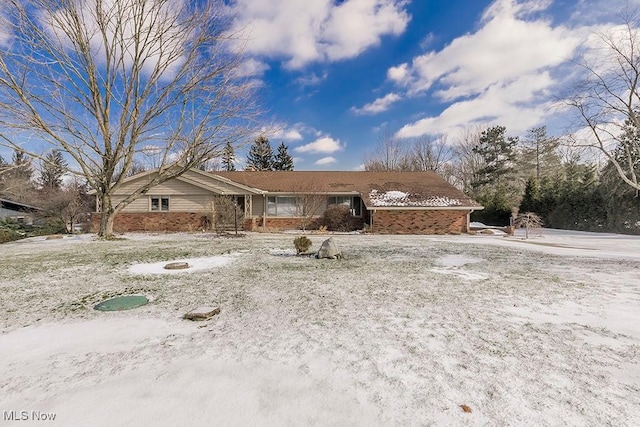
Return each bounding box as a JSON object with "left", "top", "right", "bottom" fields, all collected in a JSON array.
[
  {"left": 267, "top": 196, "right": 298, "bottom": 217},
  {"left": 150, "top": 196, "right": 170, "bottom": 212},
  {"left": 328, "top": 196, "right": 362, "bottom": 217}
]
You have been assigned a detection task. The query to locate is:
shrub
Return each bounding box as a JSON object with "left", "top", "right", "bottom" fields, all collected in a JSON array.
[
  {"left": 293, "top": 235, "right": 312, "bottom": 254},
  {"left": 320, "top": 204, "right": 356, "bottom": 232}
]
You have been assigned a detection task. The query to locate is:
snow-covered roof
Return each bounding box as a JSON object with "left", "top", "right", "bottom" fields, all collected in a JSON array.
[{"left": 368, "top": 189, "right": 465, "bottom": 208}]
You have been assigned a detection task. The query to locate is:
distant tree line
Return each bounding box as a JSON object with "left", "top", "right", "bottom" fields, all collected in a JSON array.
[
  {"left": 0, "top": 149, "right": 92, "bottom": 236},
  {"left": 364, "top": 123, "right": 640, "bottom": 234}
]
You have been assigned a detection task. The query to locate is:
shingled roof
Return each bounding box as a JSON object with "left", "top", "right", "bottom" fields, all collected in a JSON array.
[{"left": 212, "top": 171, "right": 481, "bottom": 209}]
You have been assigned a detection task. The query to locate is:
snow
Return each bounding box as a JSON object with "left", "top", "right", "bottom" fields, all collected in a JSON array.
[
  {"left": 368, "top": 189, "right": 463, "bottom": 207},
  {"left": 1, "top": 230, "right": 639, "bottom": 425},
  {"left": 128, "top": 255, "right": 237, "bottom": 274}
]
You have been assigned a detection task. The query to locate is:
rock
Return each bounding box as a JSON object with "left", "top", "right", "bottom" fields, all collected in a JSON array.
[
  {"left": 183, "top": 306, "right": 220, "bottom": 321},
  {"left": 316, "top": 237, "right": 342, "bottom": 259},
  {"left": 164, "top": 262, "right": 190, "bottom": 270}
]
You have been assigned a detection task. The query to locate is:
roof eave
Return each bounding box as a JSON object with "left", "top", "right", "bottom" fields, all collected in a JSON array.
[{"left": 366, "top": 205, "right": 484, "bottom": 211}]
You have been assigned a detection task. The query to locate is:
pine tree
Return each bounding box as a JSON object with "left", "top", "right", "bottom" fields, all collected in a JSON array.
[
  {"left": 471, "top": 126, "right": 518, "bottom": 191},
  {"left": 246, "top": 136, "right": 273, "bottom": 171},
  {"left": 12, "top": 149, "right": 33, "bottom": 182},
  {"left": 39, "top": 149, "right": 68, "bottom": 190},
  {"left": 518, "top": 127, "right": 561, "bottom": 182},
  {"left": 520, "top": 177, "right": 541, "bottom": 214},
  {"left": 469, "top": 126, "right": 519, "bottom": 224},
  {"left": 222, "top": 141, "right": 236, "bottom": 171},
  {"left": 273, "top": 142, "right": 294, "bottom": 171}
]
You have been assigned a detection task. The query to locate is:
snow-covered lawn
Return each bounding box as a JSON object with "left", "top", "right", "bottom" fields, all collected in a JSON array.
[{"left": 1, "top": 230, "right": 639, "bottom": 425}]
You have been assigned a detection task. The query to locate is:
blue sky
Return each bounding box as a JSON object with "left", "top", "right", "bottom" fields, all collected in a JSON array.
[
  {"left": 0, "top": 0, "right": 635, "bottom": 172},
  {"left": 227, "top": 0, "right": 637, "bottom": 170}
]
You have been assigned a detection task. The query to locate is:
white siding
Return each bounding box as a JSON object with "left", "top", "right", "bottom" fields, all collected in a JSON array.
[
  {"left": 116, "top": 177, "right": 205, "bottom": 196},
  {"left": 115, "top": 194, "right": 213, "bottom": 213}
]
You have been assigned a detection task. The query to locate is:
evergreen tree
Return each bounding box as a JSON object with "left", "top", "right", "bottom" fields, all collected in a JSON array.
[
  {"left": 518, "top": 127, "right": 561, "bottom": 182},
  {"left": 611, "top": 118, "right": 640, "bottom": 196},
  {"left": 273, "top": 142, "right": 294, "bottom": 171},
  {"left": 471, "top": 126, "right": 518, "bottom": 192},
  {"left": 469, "top": 126, "right": 519, "bottom": 225},
  {"left": 246, "top": 135, "right": 273, "bottom": 171},
  {"left": 519, "top": 177, "right": 541, "bottom": 214},
  {"left": 11, "top": 149, "right": 33, "bottom": 182},
  {"left": 39, "top": 149, "right": 68, "bottom": 190},
  {"left": 222, "top": 141, "right": 236, "bottom": 171}
]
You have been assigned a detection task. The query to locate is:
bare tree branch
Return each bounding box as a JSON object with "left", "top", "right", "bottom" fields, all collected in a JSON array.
[
  {"left": 0, "top": 0, "right": 260, "bottom": 237},
  {"left": 566, "top": 9, "right": 640, "bottom": 192}
]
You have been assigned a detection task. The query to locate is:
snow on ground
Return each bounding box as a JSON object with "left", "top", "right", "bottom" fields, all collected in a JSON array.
[
  {"left": 1, "top": 230, "right": 639, "bottom": 425},
  {"left": 128, "top": 254, "right": 238, "bottom": 275}
]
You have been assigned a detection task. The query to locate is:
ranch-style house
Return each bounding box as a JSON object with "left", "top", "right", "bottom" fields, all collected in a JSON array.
[{"left": 90, "top": 169, "right": 483, "bottom": 234}]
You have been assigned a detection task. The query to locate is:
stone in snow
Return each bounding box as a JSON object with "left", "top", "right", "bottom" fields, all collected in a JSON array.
[
  {"left": 183, "top": 306, "right": 220, "bottom": 321},
  {"left": 317, "top": 237, "right": 342, "bottom": 260}
]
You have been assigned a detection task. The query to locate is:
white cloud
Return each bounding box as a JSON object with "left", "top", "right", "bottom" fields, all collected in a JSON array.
[
  {"left": 294, "top": 136, "right": 343, "bottom": 154},
  {"left": 394, "top": 0, "right": 580, "bottom": 100},
  {"left": 273, "top": 128, "right": 304, "bottom": 141},
  {"left": 397, "top": 73, "right": 556, "bottom": 137},
  {"left": 390, "top": 0, "right": 589, "bottom": 139},
  {"left": 0, "top": 11, "right": 11, "bottom": 47},
  {"left": 315, "top": 156, "right": 337, "bottom": 165},
  {"left": 234, "top": 58, "right": 270, "bottom": 78},
  {"left": 268, "top": 122, "right": 315, "bottom": 142},
  {"left": 387, "top": 63, "right": 408, "bottom": 82},
  {"left": 230, "top": 0, "right": 410, "bottom": 69},
  {"left": 295, "top": 72, "right": 328, "bottom": 87},
  {"left": 351, "top": 92, "right": 402, "bottom": 115}
]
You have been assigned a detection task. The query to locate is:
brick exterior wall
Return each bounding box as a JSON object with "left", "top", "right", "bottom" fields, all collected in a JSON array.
[
  {"left": 244, "top": 216, "right": 367, "bottom": 232},
  {"left": 244, "top": 217, "right": 322, "bottom": 231},
  {"left": 372, "top": 209, "right": 469, "bottom": 235},
  {"left": 92, "top": 209, "right": 469, "bottom": 234},
  {"left": 91, "top": 212, "right": 207, "bottom": 233}
]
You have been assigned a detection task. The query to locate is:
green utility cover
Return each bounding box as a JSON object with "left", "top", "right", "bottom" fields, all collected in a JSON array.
[{"left": 94, "top": 295, "right": 149, "bottom": 311}]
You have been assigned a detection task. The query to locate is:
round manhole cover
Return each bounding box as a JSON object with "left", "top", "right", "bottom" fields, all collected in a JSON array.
[
  {"left": 164, "top": 262, "right": 190, "bottom": 270},
  {"left": 94, "top": 295, "right": 149, "bottom": 311}
]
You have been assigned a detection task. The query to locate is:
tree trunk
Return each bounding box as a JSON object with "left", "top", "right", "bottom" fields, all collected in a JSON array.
[{"left": 98, "top": 192, "right": 116, "bottom": 239}]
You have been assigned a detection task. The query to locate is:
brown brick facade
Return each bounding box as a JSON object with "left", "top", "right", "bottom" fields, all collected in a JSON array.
[
  {"left": 371, "top": 209, "right": 469, "bottom": 235},
  {"left": 244, "top": 216, "right": 322, "bottom": 231},
  {"left": 92, "top": 209, "right": 469, "bottom": 234},
  {"left": 91, "top": 212, "right": 208, "bottom": 233}
]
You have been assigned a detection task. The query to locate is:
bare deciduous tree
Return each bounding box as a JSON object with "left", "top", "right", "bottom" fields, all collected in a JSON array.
[
  {"left": 293, "top": 184, "right": 326, "bottom": 232},
  {"left": 364, "top": 131, "right": 455, "bottom": 177},
  {"left": 363, "top": 131, "right": 411, "bottom": 171},
  {"left": 0, "top": 0, "right": 258, "bottom": 238},
  {"left": 410, "top": 134, "right": 453, "bottom": 174},
  {"left": 566, "top": 10, "right": 640, "bottom": 192},
  {"left": 210, "top": 195, "right": 242, "bottom": 235},
  {"left": 513, "top": 212, "right": 543, "bottom": 239},
  {"left": 451, "top": 126, "right": 486, "bottom": 194}
]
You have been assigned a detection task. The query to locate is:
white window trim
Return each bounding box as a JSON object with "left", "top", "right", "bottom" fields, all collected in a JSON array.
[
  {"left": 150, "top": 195, "right": 170, "bottom": 212},
  {"left": 267, "top": 195, "right": 299, "bottom": 217}
]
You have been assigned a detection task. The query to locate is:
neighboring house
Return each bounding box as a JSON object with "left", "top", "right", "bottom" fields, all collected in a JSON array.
[
  {"left": 0, "top": 198, "right": 41, "bottom": 225},
  {"left": 90, "top": 169, "right": 483, "bottom": 234}
]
